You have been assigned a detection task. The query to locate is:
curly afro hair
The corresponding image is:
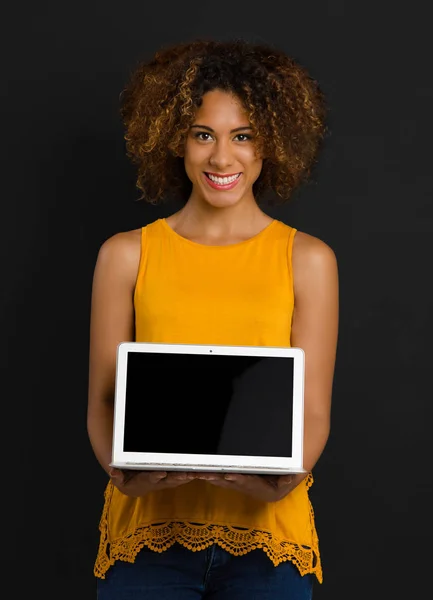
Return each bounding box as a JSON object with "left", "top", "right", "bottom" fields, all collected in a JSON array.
[{"left": 120, "top": 38, "right": 328, "bottom": 204}]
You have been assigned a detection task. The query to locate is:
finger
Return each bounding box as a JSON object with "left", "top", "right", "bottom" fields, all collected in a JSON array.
[
  {"left": 121, "top": 470, "right": 137, "bottom": 484},
  {"left": 109, "top": 468, "right": 126, "bottom": 484},
  {"left": 197, "top": 477, "right": 236, "bottom": 489},
  {"left": 195, "top": 473, "right": 224, "bottom": 481},
  {"left": 221, "top": 474, "right": 260, "bottom": 489},
  {"left": 277, "top": 475, "right": 293, "bottom": 488},
  {"left": 147, "top": 471, "right": 167, "bottom": 482},
  {"left": 166, "top": 471, "right": 192, "bottom": 481},
  {"left": 260, "top": 475, "right": 279, "bottom": 485},
  {"left": 108, "top": 467, "right": 122, "bottom": 478},
  {"left": 224, "top": 474, "right": 254, "bottom": 484}
]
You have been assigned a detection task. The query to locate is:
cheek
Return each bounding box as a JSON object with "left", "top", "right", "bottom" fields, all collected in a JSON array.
[
  {"left": 184, "top": 143, "right": 209, "bottom": 167},
  {"left": 183, "top": 160, "right": 197, "bottom": 185},
  {"left": 239, "top": 146, "right": 262, "bottom": 165},
  {"left": 253, "top": 161, "right": 263, "bottom": 181},
  {"left": 183, "top": 149, "right": 206, "bottom": 183},
  {"left": 245, "top": 152, "right": 263, "bottom": 176},
  {"left": 249, "top": 157, "right": 263, "bottom": 183}
]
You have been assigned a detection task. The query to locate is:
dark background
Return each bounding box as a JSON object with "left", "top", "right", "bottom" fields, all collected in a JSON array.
[{"left": 2, "top": 1, "right": 432, "bottom": 598}]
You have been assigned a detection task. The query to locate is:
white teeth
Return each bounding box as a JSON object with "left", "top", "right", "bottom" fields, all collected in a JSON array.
[{"left": 207, "top": 173, "right": 240, "bottom": 185}]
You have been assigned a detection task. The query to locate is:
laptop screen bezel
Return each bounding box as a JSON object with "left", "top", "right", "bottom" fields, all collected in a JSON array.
[{"left": 111, "top": 342, "right": 305, "bottom": 472}]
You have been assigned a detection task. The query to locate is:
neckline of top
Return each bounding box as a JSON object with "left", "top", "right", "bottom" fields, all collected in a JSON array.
[{"left": 159, "top": 217, "right": 278, "bottom": 249}]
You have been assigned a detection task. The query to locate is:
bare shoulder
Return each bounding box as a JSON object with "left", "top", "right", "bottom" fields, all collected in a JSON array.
[
  {"left": 93, "top": 228, "right": 142, "bottom": 286},
  {"left": 292, "top": 230, "right": 338, "bottom": 292},
  {"left": 293, "top": 230, "right": 337, "bottom": 268},
  {"left": 97, "top": 228, "right": 141, "bottom": 265}
]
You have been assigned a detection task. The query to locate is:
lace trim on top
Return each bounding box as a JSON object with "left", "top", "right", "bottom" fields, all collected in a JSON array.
[{"left": 94, "top": 474, "right": 322, "bottom": 583}]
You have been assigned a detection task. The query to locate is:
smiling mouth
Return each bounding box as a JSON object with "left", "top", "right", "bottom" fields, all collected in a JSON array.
[
  {"left": 204, "top": 172, "right": 242, "bottom": 186},
  {"left": 203, "top": 172, "right": 242, "bottom": 191},
  {"left": 204, "top": 171, "right": 242, "bottom": 189}
]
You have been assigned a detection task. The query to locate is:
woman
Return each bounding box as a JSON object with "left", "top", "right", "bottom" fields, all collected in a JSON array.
[{"left": 87, "top": 38, "right": 339, "bottom": 599}]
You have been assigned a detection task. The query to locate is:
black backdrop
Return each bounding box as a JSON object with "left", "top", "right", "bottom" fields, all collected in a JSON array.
[{"left": 2, "top": 1, "right": 432, "bottom": 598}]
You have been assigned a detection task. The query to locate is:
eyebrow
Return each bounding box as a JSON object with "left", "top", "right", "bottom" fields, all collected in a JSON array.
[{"left": 190, "top": 124, "right": 253, "bottom": 133}]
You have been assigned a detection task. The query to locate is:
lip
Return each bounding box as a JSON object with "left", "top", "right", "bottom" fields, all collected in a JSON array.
[{"left": 203, "top": 172, "right": 242, "bottom": 191}]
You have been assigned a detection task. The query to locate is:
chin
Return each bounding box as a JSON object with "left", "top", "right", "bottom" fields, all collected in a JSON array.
[
  {"left": 203, "top": 193, "right": 244, "bottom": 209},
  {"left": 197, "top": 182, "right": 248, "bottom": 208}
]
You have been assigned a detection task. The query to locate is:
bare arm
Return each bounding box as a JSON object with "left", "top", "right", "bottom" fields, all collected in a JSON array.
[
  {"left": 87, "top": 230, "right": 140, "bottom": 476},
  {"left": 288, "top": 231, "right": 339, "bottom": 486}
]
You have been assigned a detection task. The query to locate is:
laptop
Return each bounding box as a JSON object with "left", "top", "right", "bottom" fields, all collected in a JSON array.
[{"left": 110, "top": 342, "right": 306, "bottom": 475}]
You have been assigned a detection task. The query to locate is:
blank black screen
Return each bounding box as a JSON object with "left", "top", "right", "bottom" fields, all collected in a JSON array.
[{"left": 123, "top": 351, "right": 294, "bottom": 457}]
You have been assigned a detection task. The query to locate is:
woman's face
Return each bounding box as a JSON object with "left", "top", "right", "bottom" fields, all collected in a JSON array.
[{"left": 184, "top": 89, "right": 263, "bottom": 208}]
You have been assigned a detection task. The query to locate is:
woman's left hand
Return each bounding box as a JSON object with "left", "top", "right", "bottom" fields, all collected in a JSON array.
[{"left": 193, "top": 472, "right": 298, "bottom": 502}]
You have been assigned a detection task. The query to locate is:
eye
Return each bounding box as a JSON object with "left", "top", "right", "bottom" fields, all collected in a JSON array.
[
  {"left": 194, "top": 132, "right": 213, "bottom": 142},
  {"left": 234, "top": 133, "right": 252, "bottom": 142}
]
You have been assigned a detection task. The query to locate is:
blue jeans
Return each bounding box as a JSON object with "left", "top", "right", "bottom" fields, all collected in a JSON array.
[{"left": 96, "top": 543, "right": 314, "bottom": 599}]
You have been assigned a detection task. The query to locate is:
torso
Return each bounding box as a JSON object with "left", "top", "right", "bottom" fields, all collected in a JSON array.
[{"left": 116, "top": 220, "right": 322, "bottom": 305}]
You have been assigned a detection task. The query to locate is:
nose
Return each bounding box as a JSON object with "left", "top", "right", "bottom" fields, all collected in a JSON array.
[{"left": 209, "top": 139, "right": 234, "bottom": 170}]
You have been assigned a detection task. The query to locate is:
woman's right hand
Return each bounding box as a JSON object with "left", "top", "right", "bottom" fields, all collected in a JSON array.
[{"left": 109, "top": 468, "right": 194, "bottom": 497}]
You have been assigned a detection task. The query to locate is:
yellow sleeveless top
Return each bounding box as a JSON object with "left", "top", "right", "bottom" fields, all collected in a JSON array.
[{"left": 94, "top": 217, "right": 322, "bottom": 582}]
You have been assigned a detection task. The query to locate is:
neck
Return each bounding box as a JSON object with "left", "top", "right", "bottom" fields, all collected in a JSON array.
[{"left": 166, "top": 197, "right": 273, "bottom": 245}]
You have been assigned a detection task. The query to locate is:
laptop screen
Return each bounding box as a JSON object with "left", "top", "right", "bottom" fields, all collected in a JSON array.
[{"left": 123, "top": 351, "right": 294, "bottom": 458}]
